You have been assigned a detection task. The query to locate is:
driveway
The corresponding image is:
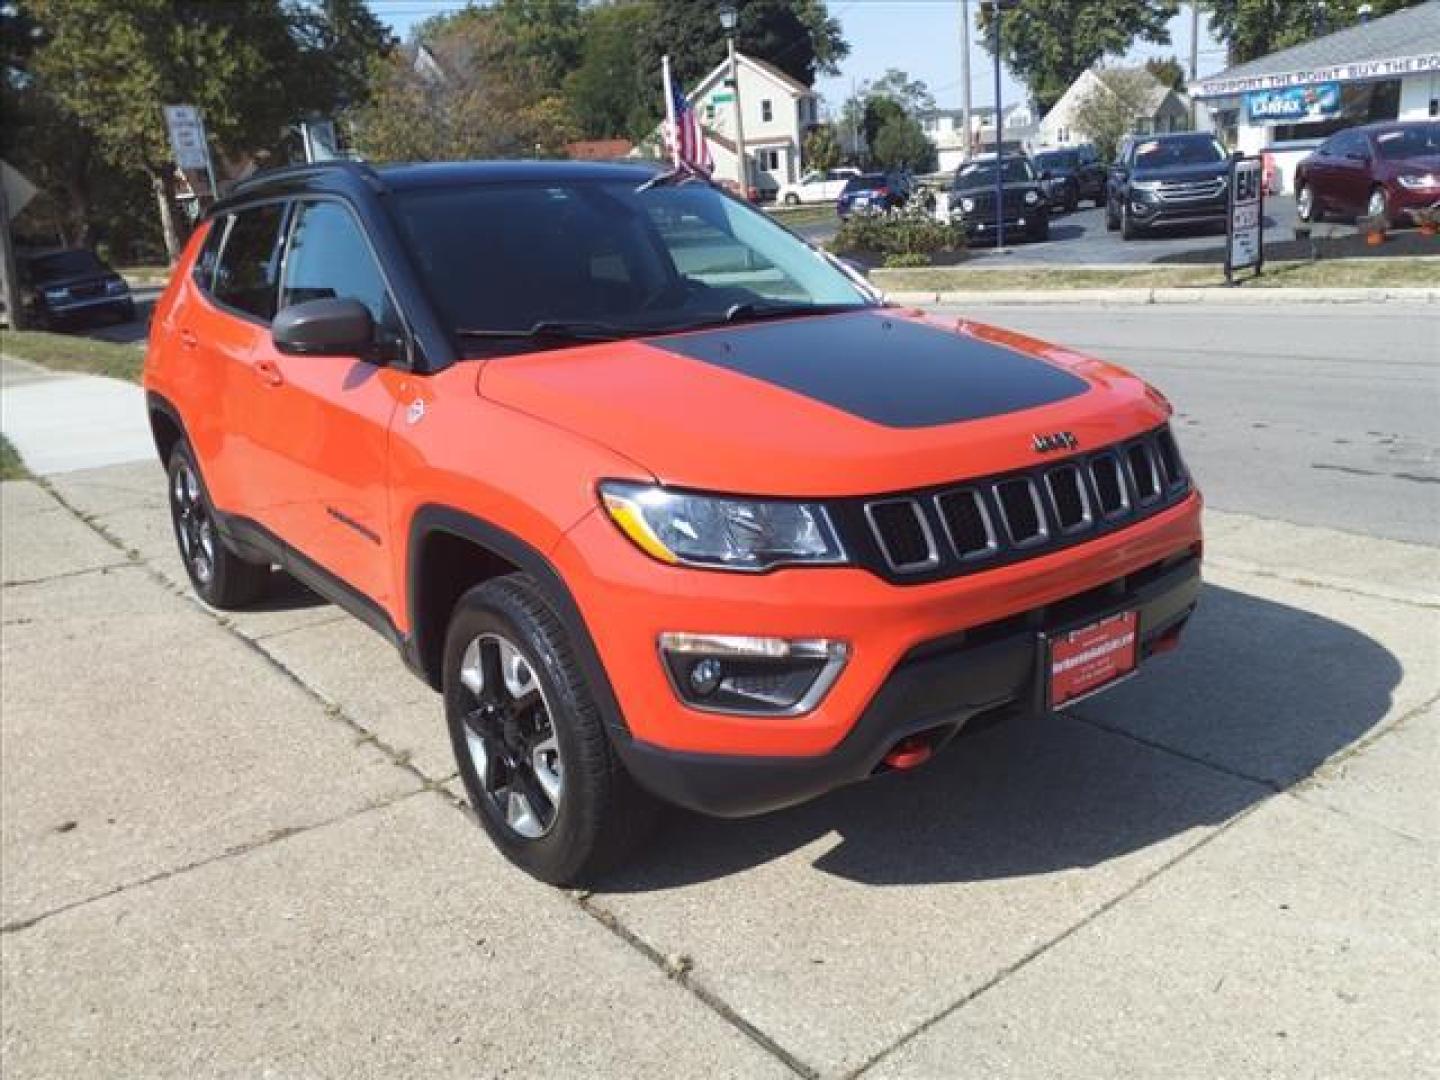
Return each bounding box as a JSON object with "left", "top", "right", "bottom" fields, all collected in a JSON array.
[{"left": 2, "top": 303, "right": 1436, "bottom": 1077}]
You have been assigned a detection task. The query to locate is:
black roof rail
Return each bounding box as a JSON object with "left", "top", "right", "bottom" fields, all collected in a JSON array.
[{"left": 225, "top": 158, "right": 384, "bottom": 199}]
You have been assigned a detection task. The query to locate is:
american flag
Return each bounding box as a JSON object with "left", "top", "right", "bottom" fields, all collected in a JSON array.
[{"left": 664, "top": 56, "right": 713, "bottom": 175}]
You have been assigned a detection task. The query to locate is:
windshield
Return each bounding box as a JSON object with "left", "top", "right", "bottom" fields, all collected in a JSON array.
[
  {"left": 1036, "top": 151, "right": 1078, "bottom": 170},
  {"left": 392, "top": 179, "right": 871, "bottom": 347},
  {"left": 954, "top": 158, "right": 1035, "bottom": 189},
  {"left": 1374, "top": 123, "right": 1440, "bottom": 160},
  {"left": 25, "top": 251, "right": 107, "bottom": 280},
  {"left": 1133, "top": 136, "right": 1227, "bottom": 169}
]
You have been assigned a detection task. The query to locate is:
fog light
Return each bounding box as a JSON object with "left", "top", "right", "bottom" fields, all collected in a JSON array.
[{"left": 658, "top": 633, "right": 849, "bottom": 716}]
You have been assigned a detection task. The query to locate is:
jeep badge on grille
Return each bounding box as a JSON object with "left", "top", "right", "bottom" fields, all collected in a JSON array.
[{"left": 1032, "top": 431, "right": 1078, "bottom": 453}]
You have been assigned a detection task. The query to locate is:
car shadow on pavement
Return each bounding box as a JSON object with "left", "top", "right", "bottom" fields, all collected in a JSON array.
[{"left": 599, "top": 583, "right": 1400, "bottom": 892}]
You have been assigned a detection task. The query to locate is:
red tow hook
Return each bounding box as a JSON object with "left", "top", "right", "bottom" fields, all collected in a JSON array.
[{"left": 883, "top": 735, "right": 934, "bottom": 771}]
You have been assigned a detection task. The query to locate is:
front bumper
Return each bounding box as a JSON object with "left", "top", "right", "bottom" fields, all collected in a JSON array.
[
  {"left": 959, "top": 211, "right": 1046, "bottom": 239},
  {"left": 618, "top": 549, "right": 1200, "bottom": 816},
  {"left": 1127, "top": 191, "right": 1227, "bottom": 229}
]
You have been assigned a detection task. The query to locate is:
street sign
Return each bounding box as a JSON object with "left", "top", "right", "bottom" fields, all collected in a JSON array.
[
  {"left": 163, "top": 105, "right": 212, "bottom": 171},
  {"left": 1226, "top": 154, "right": 1264, "bottom": 284}
]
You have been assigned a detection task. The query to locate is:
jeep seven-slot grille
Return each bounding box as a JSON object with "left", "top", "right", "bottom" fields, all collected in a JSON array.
[{"left": 851, "top": 425, "right": 1190, "bottom": 582}]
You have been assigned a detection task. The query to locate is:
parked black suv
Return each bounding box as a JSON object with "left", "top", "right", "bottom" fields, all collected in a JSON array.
[
  {"left": 1034, "top": 146, "right": 1106, "bottom": 211},
  {"left": 950, "top": 154, "right": 1050, "bottom": 242},
  {"left": 1106, "top": 132, "right": 1231, "bottom": 239},
  {"left": 15, "top": 248, "right": 135, "bottom": 329}
]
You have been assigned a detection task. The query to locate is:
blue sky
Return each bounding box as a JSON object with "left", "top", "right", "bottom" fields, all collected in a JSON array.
[{"left": 366, "top": 0, "right": 1229, "bottom": 115}]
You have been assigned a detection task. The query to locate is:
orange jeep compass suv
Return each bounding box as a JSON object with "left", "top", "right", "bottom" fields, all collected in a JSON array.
[{"left": 145, "top": 161, "right": 1202, "bottom": 884}]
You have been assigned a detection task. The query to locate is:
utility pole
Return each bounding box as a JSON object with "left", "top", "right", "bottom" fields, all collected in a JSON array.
[
  {"left": 1189, "top": 2, "right": 1200, "bottom": 129},
  {"left": 0, "top": 175, "right": 23, "bottom": 332},
  {"left": 991, "top": 1, "right": 1005, "bottom": 250},
  {"left": 720, "top": 6, "right": 749, "bottom": 197},
  {"left": 960, "top": 0, "right": 973, "bottom": 161}
]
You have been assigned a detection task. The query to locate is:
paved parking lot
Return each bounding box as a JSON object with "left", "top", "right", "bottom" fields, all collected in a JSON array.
[{"left": 3, "top": 303, "right": 1437, "bottom": 1077}]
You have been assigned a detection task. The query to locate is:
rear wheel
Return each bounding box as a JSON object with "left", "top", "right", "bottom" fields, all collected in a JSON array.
[
  {"left": 167, "top": 441, "right": 270, "bottom": 609},
  {"left": 444, "top": 574, "right": 657, "bottom": 885},
  {"left": 1105, "top": 199, "right": 1119, "bottom": 232}
]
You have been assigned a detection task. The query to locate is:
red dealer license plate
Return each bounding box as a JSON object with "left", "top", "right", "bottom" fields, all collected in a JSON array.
[{"left": 1049, "top": 611, "right": 1139, "bottom": 708}]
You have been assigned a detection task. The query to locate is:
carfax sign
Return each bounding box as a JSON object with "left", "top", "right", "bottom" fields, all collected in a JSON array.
[
  {"left": 1226, "top": 155, "right": 1264, "bottom": 283},
  {"left": 1245, "top": 82, "right": 1341, "bottom": 124}
]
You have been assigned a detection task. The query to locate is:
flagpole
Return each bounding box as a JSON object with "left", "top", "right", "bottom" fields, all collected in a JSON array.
[{"left": 661, "top": 54, "right": 679, "bottom": 166}]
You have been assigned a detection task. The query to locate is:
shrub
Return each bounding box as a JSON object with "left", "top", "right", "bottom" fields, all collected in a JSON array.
[
  {"left": 831, "top": 204, "right": 965, "bottom": 259},
  {"left": 883, "top": 252, "right": 931, "bottom": 268}
]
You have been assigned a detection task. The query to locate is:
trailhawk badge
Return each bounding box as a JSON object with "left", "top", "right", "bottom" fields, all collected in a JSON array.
[{"left": 1032, "top": 431, "right": 1078, "bottom": 454}]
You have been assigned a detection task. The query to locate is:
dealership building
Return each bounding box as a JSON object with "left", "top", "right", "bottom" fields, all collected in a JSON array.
[{"left": 1193, "top": 1, "right": 1440, "bottom": 193}]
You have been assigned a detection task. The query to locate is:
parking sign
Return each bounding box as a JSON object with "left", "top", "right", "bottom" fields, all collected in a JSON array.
[
  {"left": 164, "top": 105, "right": 212, "bottom": 172},
  {"left": 1226, "top": 155, "right": 1264, "bottom": 283}
]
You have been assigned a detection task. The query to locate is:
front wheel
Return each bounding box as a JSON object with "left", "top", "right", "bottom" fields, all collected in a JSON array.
[
  {"left": 1366, "top": 186, "right": 1389, "bottom": 222},
  {"left": 444, "top": 574, "right": 657, "bottom": 885},
  {"left": 1105, "top": 200, "right": 1119, "bottom": 232},
  {"left": 1121, "top": 202, "right": 1140, "bottom": 240},
  {"left": 167, "top": 442, "right": 271, "bottom": 608},
  {"left": 783, "top": 192, "right": 800, "bottom": 206},
  {"left": 1296, "top": 182, "right": 1317, "bottom": 223}
]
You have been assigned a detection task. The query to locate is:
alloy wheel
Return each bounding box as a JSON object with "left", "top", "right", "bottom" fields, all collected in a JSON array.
[
  {"left": 171, "top": 459, "right": 215, "bottom": 585},
  {"left": 1297, "top": 185, "right": 1313, "bottom": 221},
  {"left": 1367, "top": 188, "right": 1387, "bottom": 220},
  {"left": 457, "top": 633, "right": 563, "bottom": 839}
]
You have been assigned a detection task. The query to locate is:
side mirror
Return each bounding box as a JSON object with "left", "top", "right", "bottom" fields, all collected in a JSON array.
[
  {"left": 1345, "top": 151, "right": 1370, "bottom": 163},
  {"left": 272, "top": 298, "right": 376, "bottom": 358}
]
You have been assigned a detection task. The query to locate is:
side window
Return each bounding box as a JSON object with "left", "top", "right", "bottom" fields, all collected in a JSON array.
[
  {"left": 192, "top": 217, "right": 229, "bottom": 293},
  {"left": 213, "top": 204, "right": 287, "bottom": 321},
  {"left": 761, "top": 99, "right": 773, "bottom": 123},
  {"left": 279, "top": 201, "right": 398, "bottom": 334}
]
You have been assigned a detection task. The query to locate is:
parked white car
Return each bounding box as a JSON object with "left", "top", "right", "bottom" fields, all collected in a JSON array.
[{"left": 775, "top": 167, "right": 861, "bottom": 206}]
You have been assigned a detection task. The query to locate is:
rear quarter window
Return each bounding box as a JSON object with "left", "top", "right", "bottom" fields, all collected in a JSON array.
[
  {"left": 212, "top": 203, "right": 288, "bottom": 322},
  {"left": 192, "top": 218, "right": 229, "bottom": 293}
]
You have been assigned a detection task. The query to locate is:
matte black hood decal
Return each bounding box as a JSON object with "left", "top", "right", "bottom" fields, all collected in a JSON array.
[{"left": 648, "top": 311, "right": 1088, "bottom": 429}]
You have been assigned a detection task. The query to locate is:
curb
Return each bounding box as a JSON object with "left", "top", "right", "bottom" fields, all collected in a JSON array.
[{"left": 884, "top": 287, "right": 1440, "bottom": 306}]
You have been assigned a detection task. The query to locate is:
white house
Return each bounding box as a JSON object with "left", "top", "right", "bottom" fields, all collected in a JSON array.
[
  {"left": 920, "top": 103, "right": 1037, "bottom": 171},
  {"left": 1192, "top": 2, "right": 1440, "bottom": 195},
  {"left": 643, "top": 52, "right": 819, "bottom": 196},
  {"left": 1035, "top": 67, "right": 1192, "bottom": 149}
]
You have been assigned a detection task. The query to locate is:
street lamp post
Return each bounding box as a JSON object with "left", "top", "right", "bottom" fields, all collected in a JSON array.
[
  {"left": 990, "top": 1, "right": 1005, "bottom": 249},
  {"left": 720, "top": 5, "right": 749, "bottom": 197}
]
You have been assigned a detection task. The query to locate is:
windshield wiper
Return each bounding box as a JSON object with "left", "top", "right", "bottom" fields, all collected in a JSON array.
[
  {"left": 453, "top": 320, "right": 632, "bottom": 343},
  {"left": 720, "top": 301, "right": 868, "bottom": 325}
]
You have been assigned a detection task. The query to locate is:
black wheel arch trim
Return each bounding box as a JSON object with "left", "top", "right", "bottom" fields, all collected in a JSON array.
[
  {"left": 407, "top": 505, "right": 630, "bottom": 735},
  {"left": 146, "top": 391, "right": 189, "bottom": 467}
]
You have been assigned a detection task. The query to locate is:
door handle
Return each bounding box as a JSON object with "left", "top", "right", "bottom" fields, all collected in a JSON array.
[
  {"left": 179, "top": 329, "right": 199, "bottom": 349},
  {"left": 254, "top": 359, "right": 284, "bottom": 387}
]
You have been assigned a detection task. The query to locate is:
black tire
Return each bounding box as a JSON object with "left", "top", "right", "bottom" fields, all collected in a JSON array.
[
  {"left": 444, "top": 574, "right": 657, "bottom": 885},
  {"left": 1030, "top": 217, "right": 1050, "bottom": 242},
  {"left": 119, "top": 300, "right": 137, "bottom": 323},
  {"left": 783, "top": 192, "right": 800, "bottom": 206},
  {"left": 1296, "top": 182, "right": 1317, "bottom": 223},
  {"left": 1065, "top": 183, "right": 1079, "bottom": 213},
  {"left": 166, "top": 441, "right": 271, "bottom": 608},
  {"left": 1105, "top": 200, "right": 1119, "bottom": 232},
  {"left": 1121, "top": 202, "right": 1140, "bottom": 240}
]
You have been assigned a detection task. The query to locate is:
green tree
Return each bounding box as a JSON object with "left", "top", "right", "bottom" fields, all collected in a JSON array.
[
  {"left": 26, "top": 0, "right": 393, "bottom": 259},
  {"left": 637, "top": 0, "right": 848, "bottom": 94},
  {"left": 871, "top": 114, "right": 936, "bottom": 172},
  {"left": 1145, "top": 55, "right": 1186, "bottom": 90},
  {"left": 866, "top": 68, "right": 936, "bottom": 116},
  {"left": 976, "top": 0, "right": 1178, "bottom": 114},
  {"left": 1071, "top": 67, "right": 1158, "bottom": 162},
  {"left": 1203, "top": 0, "right": 1426, "bottom": 65},
  {"left": 803, "top": 123, "right": 842, "bottom": 170},
  {"left": 565, "top": 2, "right": 657, "bottom": 140}
]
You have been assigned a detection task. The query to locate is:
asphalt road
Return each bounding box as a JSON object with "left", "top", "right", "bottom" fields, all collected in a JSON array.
[
  {"left": 790, "top": 194, "right": 1353, "bottom": 265},
  {"left": 939, "top": 301, "right": 1439, "bottom": 546}
]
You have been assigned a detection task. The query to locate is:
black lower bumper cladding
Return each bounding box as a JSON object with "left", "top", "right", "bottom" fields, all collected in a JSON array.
[{"left": 616, "top": 552, "right": 1201, "bottom": 818}]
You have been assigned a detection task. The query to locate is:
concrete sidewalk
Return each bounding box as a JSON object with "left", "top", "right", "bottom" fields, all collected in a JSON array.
[
  {"left": 2, "top": 462, "right": 1436, "bottom": 1078},
  {"left": 0, "top": 354, "right": 154, "bottom": 475}
]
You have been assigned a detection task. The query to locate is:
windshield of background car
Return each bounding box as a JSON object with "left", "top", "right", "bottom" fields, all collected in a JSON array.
[
  {"left": 1133, "top": 136, "right": 1227, "bottom": 170},
  {"left": 1036, "top": 151, "right": 1078, "bottom": 170},
  {"left": 1374, "top": 123, "right": 1440, "bottom": 160},
  {"left": 26, "top": 251, "right": 108, "bottom": 281},
  {"left": 392, "top": 180, "right": 871, "bottom": 344},
  {"left": 841, "top": 174, "right": 886, "bottom": 193},
  {"left": 954, "top": 158, "right": 1035, "bottom": 188}
]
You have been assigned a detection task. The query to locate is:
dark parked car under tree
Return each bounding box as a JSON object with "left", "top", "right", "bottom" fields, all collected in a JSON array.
[
  {"left": 1294, "top": 120, "right": 1440, "bottom": 224},
  {"left": 1034, "top": 146, "right": 1107, "bottom": 211},
  {"left": 1106, "top": 132, "right": 1232, "bottom": 240},
  {"left": 950, "top": 154, "right": 1050, "bottom": 242},
  {"left": 15, "top": 249, "right": 135, "bottom": 330},
  {"left": 835, "top": 171, "right": 913, "bottom": 217}
]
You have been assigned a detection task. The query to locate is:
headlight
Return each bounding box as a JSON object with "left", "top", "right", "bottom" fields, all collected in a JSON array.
[
  {"left": 1024, "top": 190, "right": 1040, "bottom": 205},
  {"left": 600, "top": 482, "right": 846, "bottom": 571},
  {"left": 961, "top": 197, "right": 976, "bottom": 213},
  {"left": 1396, "top": 173, "right": 1438, "bottom": 190},
  {"left": 44, "top": 287, "right": 68, "bottom": 301},
  {"left": 105, "top": 277, "right": 128, "bottom": 295}
]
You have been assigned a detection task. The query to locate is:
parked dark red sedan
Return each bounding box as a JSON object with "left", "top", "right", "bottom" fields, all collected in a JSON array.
[{"left": 1295, "top": 120, "right": 1440, "bottom": 224}]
